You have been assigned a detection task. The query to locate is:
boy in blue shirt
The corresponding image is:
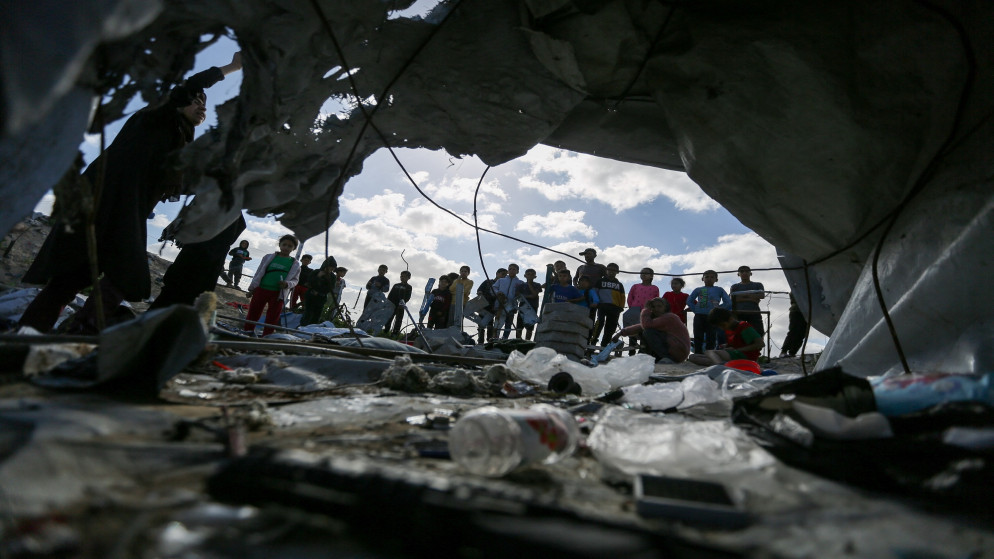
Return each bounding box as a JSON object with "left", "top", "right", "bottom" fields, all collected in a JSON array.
[
  {"left": 551, "top": 269, "right": 583, "bottom": 303},
  {"left": 577, "top": 276, "right": 600, "bottom": 309},
  {"left": 686, "top": 269, "right": 731, "bottom": 354}
]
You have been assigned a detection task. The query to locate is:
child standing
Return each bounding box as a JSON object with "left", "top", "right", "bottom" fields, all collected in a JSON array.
[
  {"left": 515, "top": 268, "right": 543, "bottom": 340},
  {"left": 300, "top": 258, "right": 337, "bottom": 327},
  {"left": 364, "top": 265, "right": 390, "bottom": 309},
  {"left": 245, "top": 235, "right": 300, "bottom": 336},
  {"left": 289, "top": 254, "right": 313, "bottom": 309},
  {"left": 427, "top": 275, "right": 452, "bottom": 329},
  {"left": 226, "top": 240, "right": 252, "bottom": 289},
  {"left": 551, "top": 269, "right": 583, "bottom": 304},
  {"left": 491, "top": 264, "right": 525, "bottom": 340},
  {"left": 449, "top": 265, "right": 474, "bottom": 305},
  {"left": 625, "top": 268, "right": 660, "bottom": 354},
  {"left": 576, "top": 276, "right": 600, "bottom": 309},
  {"left": 687, "top": 270, "right": 732, "bottom": 354},
  {"left": 384, "top": 270, "right": 413, "bottom": 336},
  {"left": 729, "top": 265, "right": 766, "bottom": 336},
  {"left": 594, "top": 263, "right": 625, "bottom": 346},
  {"left": 577, "top": 276, "right": 600, "bottom": 341},
  {"left": 476, "top": 268, "right": 506, "bottom": 342},
  {"left": 326, "top": 267, "right": 349, "bottom": 322},
  {"left": 663, "top": 277, "right": 689, "bottom": 325}
]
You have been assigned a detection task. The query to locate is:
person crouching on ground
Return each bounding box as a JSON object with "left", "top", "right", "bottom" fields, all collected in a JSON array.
[
  {"left": 244, "top": 235, "right": 300, "bottom": 336},
  {"left": 705, "top": 307, "right": 764, "bottom": 364},
  {"left": 613, "top": 298, "right": 691, "bottom": 364}
]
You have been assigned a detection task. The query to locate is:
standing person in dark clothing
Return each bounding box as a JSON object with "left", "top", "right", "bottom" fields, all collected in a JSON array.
[
  {"left": 150, "top": 214, "right": 246, "bottom": 310},
  {"left": 383, "top": 270, "right": 413, "bottom": 336},
  {"left": 426, "top": 275, "right": 452, "bottom": 330},
  {"left": 780, "top": 293, "right": 809, "bottom": 357},
  {"left": 475, "top": 268, "right": 506, "bottom": 343},
  {"left": 364, "top": 264, "right": 390, "bottom": 309},
  {"left": 222, "top": 239, "right": 252, "bottom": 289},
  {"left": 514, "top": 268, "right": 543, "bottom": 340},
  {"left": 730, "top": 265, "right": 766, "bottom": 335},
  {"left": 573, "top": 248, "right": 607, "bottom": 288},
  {"left": 593, "top": 263, "right": 626, "bottom": 346},
  {"left": 290, "top": 254, "right": 314, "bottom": 309},
  {"left": 573, "top": 248, "right": 607, "bottom": 326},
  {"left": 300, "top": 257, "right": 338, "bottom": 327},
  {"left": 20, "top": 53, "right": 243, "bottom": 333}
]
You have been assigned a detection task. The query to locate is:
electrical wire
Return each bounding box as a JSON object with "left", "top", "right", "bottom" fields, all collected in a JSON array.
[
  {"left": 862, "top": 0, "right": 976, "bottom": 375},
  {"left": 305, "top": 0, "right": 975, "bottom": 376},
  {"left": 472, "top": 166, "right": 492, "bottom": 283},
  {"left": 312, "top": 0, "right": 466, "bottom": 265}
]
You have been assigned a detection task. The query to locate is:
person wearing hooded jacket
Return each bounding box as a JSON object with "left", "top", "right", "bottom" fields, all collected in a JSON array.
[
  {"left": 20, "top": 53, "right": 243, "bottom": 333},
  {"left": 244, "top": 235, "right": 301, "bottom": 336}
]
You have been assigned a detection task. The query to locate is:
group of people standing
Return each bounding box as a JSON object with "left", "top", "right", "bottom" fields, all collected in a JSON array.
[
  {"left": 533, "top": 248, "right": 774, "bottom": 365},
  {"left": 238, "top": 240, "right": 350, "bottom": 336},
  {"left": 353, "top": 247, "right": 792, "bottom": 367},
  {"left": 12, "top": 51, "right": 802, "bottom": 365}
]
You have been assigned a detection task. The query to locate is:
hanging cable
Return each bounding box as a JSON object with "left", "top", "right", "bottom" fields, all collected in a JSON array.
[
  {"left": 866, "top": 0, "right": 976, "bottom": 375},
  {"left": 472, "top": 166, "right": 492, "bottom": 283},
  {"left": 306, "top": 0, "right": 975, "bottom": 376}
]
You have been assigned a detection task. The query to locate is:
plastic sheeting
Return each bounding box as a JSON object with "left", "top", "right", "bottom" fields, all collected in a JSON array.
[{"left": 1, "top": 1, "right": 992, "bottom": 378}]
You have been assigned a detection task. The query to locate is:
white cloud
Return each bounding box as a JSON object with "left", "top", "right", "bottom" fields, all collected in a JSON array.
[
  {"left": 342, "top": 191, "right": 500, "bottom": 240},
  {"left": 340, "top": 190, "right": 407, "bottom": 218},
  {"left": 422, "top": 175, "right": 508, "bottom": 205},
  {"left": 514, "top": 210, "right": 596, "bottom": 239},
  {"left": 514, "top": 145, "right": 719, "bottom": 213},
  {"left": 33, "top": 192, "right": 55, "bottom": 216},
  {"left": 149, "top": 213, "right": 172, "bottom": 228}
]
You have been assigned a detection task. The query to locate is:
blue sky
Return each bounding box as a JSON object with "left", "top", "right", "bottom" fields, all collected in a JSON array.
[{"left": 34, "top": 34, "right": 827, "bottom": 354}]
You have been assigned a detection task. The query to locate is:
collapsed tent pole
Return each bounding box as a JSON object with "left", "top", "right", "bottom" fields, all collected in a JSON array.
[{"left": 401, "top": 302, "right": 433, "bottom": 354}]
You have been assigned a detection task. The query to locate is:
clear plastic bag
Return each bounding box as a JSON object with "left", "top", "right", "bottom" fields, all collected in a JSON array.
[{"left": 506, "top": 348, "right": 654, "bottom": 395}]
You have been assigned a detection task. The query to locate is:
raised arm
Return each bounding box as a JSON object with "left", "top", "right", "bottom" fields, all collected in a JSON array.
[{"left": 219, "top": 51, "right": 242, "bottom": 76}]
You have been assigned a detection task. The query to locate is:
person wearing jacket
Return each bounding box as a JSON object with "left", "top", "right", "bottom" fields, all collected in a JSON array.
[
  {"left": 244, "top": 235, "right": 300, "bottom": 336},
  {"left": 20, "top": 52, "right": 243, "bottom": 333}
]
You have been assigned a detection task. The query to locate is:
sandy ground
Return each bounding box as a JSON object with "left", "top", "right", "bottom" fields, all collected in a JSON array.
[
  {"left": 1, "top": 213, "right": 250, "bottom": 311},
  {"left": 4, "top": 217, "right": 989, "bottom": 559}
]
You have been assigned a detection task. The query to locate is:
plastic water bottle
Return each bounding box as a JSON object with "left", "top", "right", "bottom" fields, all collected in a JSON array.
[
  {"left": 870, "top": 372, "right": 994, "bottom": 416},
  {"left": 448, "top": 405, "right": 581, "bottom": 477}
]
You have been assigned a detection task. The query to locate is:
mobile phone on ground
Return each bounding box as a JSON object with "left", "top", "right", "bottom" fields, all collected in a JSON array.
[{"left": 633, "top": 474, "right": 750, "bottom": 529}]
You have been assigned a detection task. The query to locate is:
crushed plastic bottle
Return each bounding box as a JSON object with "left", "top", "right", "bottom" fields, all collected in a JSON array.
[
  {"left": 505, "top": 347, "right": 654, "bottom": 395},
  {"left": 448, "top": 404, "right": 581, "bottom": 477},
  {"left": 869, "top": 372, "right": 994, "bottom": 416}
]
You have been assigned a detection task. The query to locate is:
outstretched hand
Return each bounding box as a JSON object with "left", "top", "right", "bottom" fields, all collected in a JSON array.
[{"left": 220, "top": 51, "right": 243, "bottom": 76}]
